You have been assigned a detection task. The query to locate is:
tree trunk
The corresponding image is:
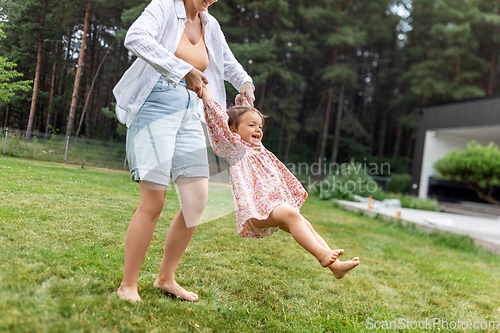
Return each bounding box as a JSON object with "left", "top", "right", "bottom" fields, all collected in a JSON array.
[
  {"left": 487, "top": 47, "right": 497, "bottom": 95},
  {"left": 3, "top": 103, "right": 11, "bottom": 128},
  {"left": 392, "top": 124, "right": 403, "bottom": 159},
  {"left": 25, "top": 0, "right": 47, "bottom": 141},
  {"left": 257, "top": 80, "right": 267, "bottom": 111},
  {"left": 102, "top": 117, "right": 109, "bottom": 141},
  {"left": 278, "top": 107, "right": 286, "bottom": 158},
  {"left": 64, "top": 0, "right": 92, "bottom": 162},
  {"left": 92, "top": 67, "right": 102, "bottom": 138},
  {"left": 405, "top": 129, "right": 415, "bottom": 169},
  {"left": 377, "top": 107, "right": 389, "bottom": 158},
  {"left": 277, "top": 86, "right": 289, "bottom": 159},
  {"left": 45, "top": 42, "right": 60, "bottom": 138},
  {"left": 60, "top": 33, "right": 72, "bottom": 131},
  {"left": 313, "top": 94, "right": 327, "bottom": 162},
  {"left": 330, "top": 83, "right": 345, "bottom": 165},
  {"left": 317, "top": 42, "right": 340, "bottom": 179},
  {"left": 37, "top": 73, "right": 47, "bottom": 133},
  {"left": 317, "top": 80, "right": 334, "bottom": 179},
  {"left": 455, "top": 44, "right": 461, "bottom": 86},
  {"left": 75, "top": 40, "right": 114, "bottom": 140},
  {"left": 467, "top": 184, "right": 500, "bottom": 207},
  {"left": 284, "top": 132, "right": 291, "bottom": 165},
  {"left": 84, "top": 25, "right": 96, "bottom": 139}
]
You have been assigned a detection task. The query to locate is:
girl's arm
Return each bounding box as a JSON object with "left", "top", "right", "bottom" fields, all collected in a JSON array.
[{"left": 201, "top": 85, "right": 244, "bottom": 159}]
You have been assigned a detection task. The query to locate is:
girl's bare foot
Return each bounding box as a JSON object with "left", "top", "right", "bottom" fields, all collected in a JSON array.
[
  {"left": 153, "top": 279, "right": 199, "bottom": 302},
  {"left": 329, "top": 257, "right": 360, "bottom": 279},
  {"left": 117, "top": 285, "right": 142, "bottom": 303},
  {"left": 319, "top": 249, "right": 344, "bottom": 267}
]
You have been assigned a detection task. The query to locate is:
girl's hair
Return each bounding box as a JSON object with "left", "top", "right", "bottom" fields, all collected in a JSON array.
[{"left": 227, "top": 106, "right": 269, "bottom": 129}]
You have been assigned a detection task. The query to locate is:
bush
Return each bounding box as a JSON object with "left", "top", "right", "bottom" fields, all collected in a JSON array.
[
  {"left": 388, "top": 173, "right": 412, "bottom": 194},
  {"left": 316, "top": 161, "right": 385, "bottom": 200},
  {"left": 312, "top": 160, "right": 440, "bottom": 211},
  {"left": 434, "top": 141, "right": 500, "bottom": 206},
  {"left": 383, "top": 193, "right": 440, "bottom": 211}
]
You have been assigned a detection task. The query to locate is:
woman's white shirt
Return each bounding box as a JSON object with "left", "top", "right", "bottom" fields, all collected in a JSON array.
[{"left": 113, "top": 0, "right": 253, "bottom": 127}]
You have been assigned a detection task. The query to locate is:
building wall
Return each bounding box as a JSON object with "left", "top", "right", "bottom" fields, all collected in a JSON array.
[
  {"left": 411, "top": 96, "right": 500, "bottom": 196},
  {"left": 418, "top": 131, "right": 498, "bottom": 198}
]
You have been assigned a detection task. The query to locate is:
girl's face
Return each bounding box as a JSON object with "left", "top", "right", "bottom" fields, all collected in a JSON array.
[{"left": 233, "top": 111, "right": 263, "bottom": 147}]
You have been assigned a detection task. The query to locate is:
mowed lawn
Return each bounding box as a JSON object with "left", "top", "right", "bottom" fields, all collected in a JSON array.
[{"left": 1, "top": 155, "right": 499, "bottom": 333}]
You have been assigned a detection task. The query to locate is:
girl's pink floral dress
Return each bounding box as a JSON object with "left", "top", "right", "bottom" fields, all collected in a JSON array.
[{"left": 203, "top": 98, "right": 308, "bottom": 238}]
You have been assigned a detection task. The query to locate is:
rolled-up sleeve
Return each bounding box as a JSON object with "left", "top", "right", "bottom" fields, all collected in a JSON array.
[
  {"left": 124, "top": 0, "right": 193, "bottom": 85},
  {"left": 222, "top": 37, "right": 254, "bottom": 92}
]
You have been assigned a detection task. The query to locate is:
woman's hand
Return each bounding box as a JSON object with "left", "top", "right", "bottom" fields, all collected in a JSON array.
[
  {"left": 237, "top": 82, "right": 255, "bottom": 107},
  {"left": 185, "top": 68, "right": 209, "bottom": 98}
]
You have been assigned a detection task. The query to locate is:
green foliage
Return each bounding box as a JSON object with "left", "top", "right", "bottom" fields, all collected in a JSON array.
[
  {"left": 121, "top": 2, "right": 148, "bottom": 25},
  {"left": 316, "top": 161, "right": 438, "bottom": 211},
  {"left": 381, "top": 192, "right": 441, "bottom": 211},
  {"left": 434, "top": 141, "right": 500, "bottom": 188},
  {"left": 100, "top": 106, "right": 116, "bottom": 119},
  {"left": 318, "top": 161, "right": 385, "bottom": 201},
  {"left": 3, "top": 131, "right": 126, "bottom": 169},
  {"left": 1, "top": 0, "right": 500, "bottom": 169},
  {"left": 405, "top": 0, "right": 491, "bottom": 101},
  {"left": 322, "top": 64, "right": 357, "bottom": 86},
  {"left": 0, "top": 27, "right": 32, "bottom": 101},
  {"left": 388, "top": 173, "right": 412, "bottom": 194}
]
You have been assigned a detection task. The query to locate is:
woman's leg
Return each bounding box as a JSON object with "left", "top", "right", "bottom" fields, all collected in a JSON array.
[
  {"left": 117, "top": 181, "right": 167, "bottom": 302},
  {"left": 154, "top": 176, "right": 208, "bottom": 301},
  {"left": 251, "top": 205, "right": 340, "bottom": 267}
]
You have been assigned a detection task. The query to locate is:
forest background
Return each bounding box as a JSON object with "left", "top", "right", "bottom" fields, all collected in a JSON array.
[{"left": 1, "top": 0, "right": 499, "bottom": 176}]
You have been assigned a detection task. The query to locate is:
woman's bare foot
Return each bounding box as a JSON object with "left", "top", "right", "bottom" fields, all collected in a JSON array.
[
  {"left": 318, "top": 249, "right": 344, "bottom": 267},
  {"left": 117, "top": 285, "right": 142, "bottom": 303},
  {"left": 153, "top": 279, "right": 199, "bottom": 302},
  {"left": 329, "top": 257, "right": 360, "bottom": 279}
]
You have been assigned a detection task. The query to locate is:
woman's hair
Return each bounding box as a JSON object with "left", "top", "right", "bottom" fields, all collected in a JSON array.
[{"left": 227, "top": 106, "right": 269, "bottom": 129}]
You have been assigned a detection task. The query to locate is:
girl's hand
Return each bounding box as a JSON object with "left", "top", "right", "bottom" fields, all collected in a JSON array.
[
  {"left": 238, "top": 82, "right": 255, "bottom": 107},
  {"left": 201, "top": 84, "right": 212, "bottom": 104},
  {"left": 185, "top": 68, "right": 209, "bottom": 98}
]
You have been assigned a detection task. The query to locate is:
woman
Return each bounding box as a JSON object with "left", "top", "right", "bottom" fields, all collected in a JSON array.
[{"left": 113, "top": 0, "right": 255, "bottom": 302}]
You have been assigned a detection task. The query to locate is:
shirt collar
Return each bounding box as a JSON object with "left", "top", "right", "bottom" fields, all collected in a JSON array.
[
  {"left": 175, "top": 0, "right": 209, "bottom": 27},
  {"left": 200, "top": 11, "right": 209, "bottom": 26},
  {"left": 242, "top": 140, "right": 263, "bottom": 150},
  {"left": 175, "top": 0, "right": 186, "bottom": 19}
]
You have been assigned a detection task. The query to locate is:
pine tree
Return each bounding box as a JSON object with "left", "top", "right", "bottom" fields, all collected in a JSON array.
[
  {"left": 0, "top": 27, "right": 32, "bottom": 103},
  {"left": 406, "top": 0, "right": 489, "bottom": 102}
]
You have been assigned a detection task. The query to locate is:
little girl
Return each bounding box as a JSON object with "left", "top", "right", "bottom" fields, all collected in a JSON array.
[{"left": 201, "top": 85, "right": 360, "bottom": 278}]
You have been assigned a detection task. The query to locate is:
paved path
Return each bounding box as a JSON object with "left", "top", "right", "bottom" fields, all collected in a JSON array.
[{"left": 337, "top": 200, "right": 500, "bottom": 255}]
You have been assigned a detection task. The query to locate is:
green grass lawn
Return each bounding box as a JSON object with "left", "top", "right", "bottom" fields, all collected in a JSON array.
[
  {"left": 1, "top": 155, "right": 499, "bottom": 332},
  {"left": 3, "top": 132, "right": 126, "bottom": 169}
]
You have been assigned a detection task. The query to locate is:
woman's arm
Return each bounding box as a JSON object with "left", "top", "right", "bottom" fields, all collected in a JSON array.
[{"left": 221, "top": 37, "right": 255, "bottom": 106}]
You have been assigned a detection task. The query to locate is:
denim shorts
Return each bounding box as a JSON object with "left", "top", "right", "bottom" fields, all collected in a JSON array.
[{"left": 126, "top": 78, "right": 209, "bottom": 186}]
